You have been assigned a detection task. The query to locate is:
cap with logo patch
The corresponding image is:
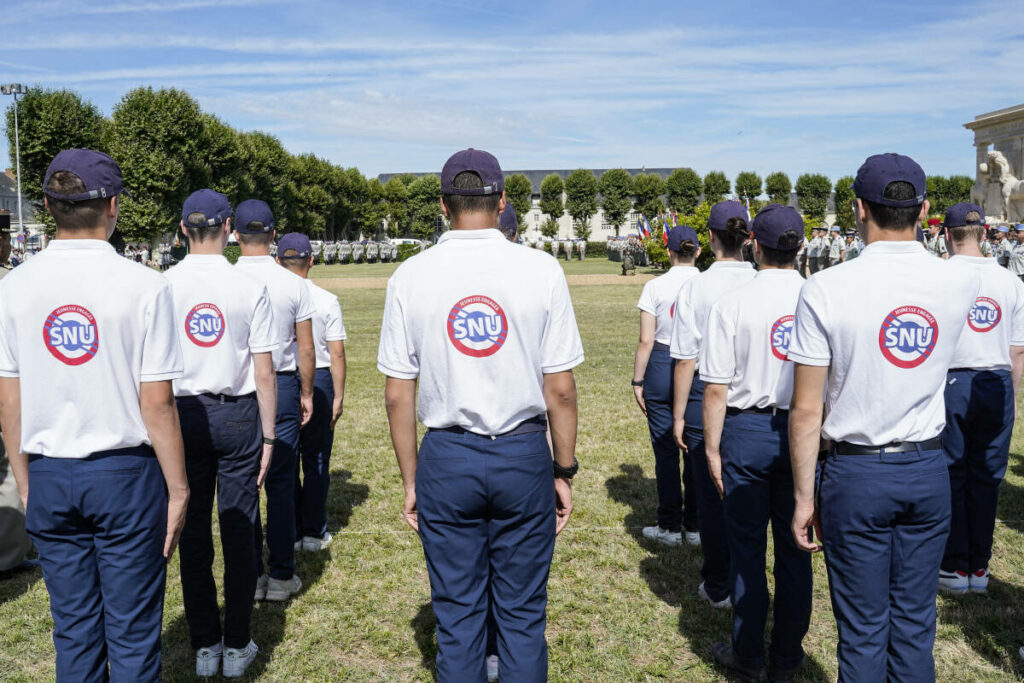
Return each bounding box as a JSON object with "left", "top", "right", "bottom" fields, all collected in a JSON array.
[
  {"left": 850, "top": 153, "right": 926, "bottom": 208},
  {"left": 441, "top": 149, "right": 504, "bottom": 196},
  {"left": 182, "top": 189, "right": 232, "bottom": 227},
  {"left": 707, "top": 200, "right": 749, "bottom": 233},
  {"left": 43, "top": 149, "right": 131, "bottom": 201},
  {"left": 278, "top": 232, "right": 312, "bottom": 259},
  {"left": 943, "top": 202, "right": 985, "bottom": 228},
  {"left": 666, "top": 225, "right": 699, "bottom": 252},
  {"left": 234, "top": 199, "right": 274, "bottom": 234},
  {"left": 750, "top": 204, "right": 804, "bottom": 250}
]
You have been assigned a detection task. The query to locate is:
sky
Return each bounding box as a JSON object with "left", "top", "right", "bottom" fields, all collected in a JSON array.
[{"left": 2, "top": 0, "right": 1023, "bottom": 184}]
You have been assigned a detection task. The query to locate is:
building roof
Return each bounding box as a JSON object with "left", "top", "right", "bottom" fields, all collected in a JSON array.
[{"left": 378, "top": 167, "right": 682, "bottom": 194}]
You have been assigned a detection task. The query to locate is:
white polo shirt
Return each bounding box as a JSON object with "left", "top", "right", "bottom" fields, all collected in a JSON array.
[
  {"left": 304, "top": 279, "right": 347, "bottom": 369},
  {"left": 235, "top": 255, "right": 315, "bottom": 372},
  {"left": 377, "top": 229, "right": 584, "bottom": 435},
  {"left": 165, "top": 254, "right": 279, "bottom": 397},
  {"left": 0, "top": 240, "right": 183, "bottom": 458},
  {"left": 947, "top": 255, "right": 1024, "bottom": 371},
  {"left": 788, "top": 240, "right": 979, "bottom": 445},
  {"left": 669, "top": 260, "right": 756, "bottom": 362},
  {"left": 637, "top": 265, "right": 699, "bottom": 345},
  {"left": 701, "top": 269, "right": 805, "bottom": 410}
]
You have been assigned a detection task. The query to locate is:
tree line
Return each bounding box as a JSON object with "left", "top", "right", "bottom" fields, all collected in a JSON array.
[{"left": 6, "top": 87, "right": 973, "bottom": 243}]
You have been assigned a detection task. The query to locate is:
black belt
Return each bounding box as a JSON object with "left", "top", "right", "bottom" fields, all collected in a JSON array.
[
  {"left": 177, "top": 392, "right": 255, "bottom": 404},
  {"left": 726, "top": 405, "right": 788, "bottom": 417},
  {"left": 428, "top": 415, "right": 547, "bottom": 439},
  {"left": 652, "top": 341, "right": 670, "bottom": 353},
  {"left": 833, "top": 437, "right": 941, "bottom": 456},
  {"left": 276, "top": 370, "right": 297, "bottom": 376}
]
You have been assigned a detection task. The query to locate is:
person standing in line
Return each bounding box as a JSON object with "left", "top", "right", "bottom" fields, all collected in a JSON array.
[
  {"left": 379, "top": 149, "right": 582, "bottom": 682},
  {"left": 993, "top": 225, "right": 1011, "bottom": 267},
  {"left": 166, "top": 189, "right": 281, "bottom": 678},
  {"left": 827, "top": 226, "right": 844, "bottom": 267},
  {"left": 1010, "top": 226, "right": 1024, "bottom": 282},
  {"left": 807, "top": 228, "right": 823, "bottom": 274},
  {"left": 274, "top": 233, "right": 347, "bottom": 553},
  {"left": 925, "top": 217, "right": 948, "bottom": 259},
  {"left": 633, "top": 225, "right": 702, "bottom": 547},
  {"left": 701, "top": 204, "right": 811, "bottom": 683},
  {"left": 935, "top": 202, "right": 1024, "bottom": 596},
  {"left": 788, "top": 153, "right": 979, "bottom": 682},
  {"left": 670, "top": 201, "right": 757, "bottom": 609},
  {"left": 0, "top": 149, "right": 189, "bottom": 681},
  {"left": 234, "top": 200, "right": 316, "bottom": 603}
]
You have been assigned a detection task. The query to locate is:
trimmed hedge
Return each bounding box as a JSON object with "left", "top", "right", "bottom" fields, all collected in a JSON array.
[{"left": 397, "top": 243, "right": 424, "bottom": 262}]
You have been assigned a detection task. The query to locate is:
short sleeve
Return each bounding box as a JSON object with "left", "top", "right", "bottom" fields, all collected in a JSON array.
[
  {"left": 1010, "top": 277, "right": 1024, "bottom": 346},
  {"left": 699, "top": 302, "right": 736, "bottom": 384},
  {"left": 637, "top": 280, "right": 656, "bottom": 315},
  {"left": 377, "top": 279, "right": 419, "bottom": 379},
  {"left": 0, "top": 281, "right": 18, "bottom": 377},
  {"left": 669, "top": 281, "right": 699, "bottom": 360},
  {"left": 325, "top": 297, "right": 347, "bottom": 342},
  {"left": 249, "top": 287, "right": 280, "bottom": 354},
  {"left": 541, "top": 268, "right": 584, "bottom": 373},
  {"left": 141, "top": 282, "right": 185, "bottom": 382},
  {"left": 294, "top": 279, "right": 315, "bottom": 323},
  {"left": 787, "top": 278, "right": 831, "bottom": 367}
]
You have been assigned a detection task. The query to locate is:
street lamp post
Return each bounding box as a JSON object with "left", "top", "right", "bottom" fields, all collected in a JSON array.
[{"left": 1, "top": 83, "right": 28, "bottom": 235}]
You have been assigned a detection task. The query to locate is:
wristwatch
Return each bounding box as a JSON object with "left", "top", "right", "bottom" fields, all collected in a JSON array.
[
  {"left": 263, "top": 437, "right": 277, "bottom": 446},
  {"left": 553, "top": 457, "right": 579, "bottom": 480},
  {"left": 631, "top": 379, "right": 644, "bottom": 387}
]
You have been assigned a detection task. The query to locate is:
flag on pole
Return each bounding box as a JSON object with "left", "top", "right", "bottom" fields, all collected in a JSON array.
[
  {"left": 639, "top": 214, "right": 651, "bottom": 239},
  {"left": 662, "top": 225, "right": 669, "bottom": 246}
]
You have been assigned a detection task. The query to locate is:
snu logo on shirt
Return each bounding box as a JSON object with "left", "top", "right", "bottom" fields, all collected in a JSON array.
[
  {"left": 878, "top": 305, "right": 938, "bottom": 369},
  {"left": 967, "top": 297, "right": 1001, "bottom": 333},
  {"left": 185, "top": 303, "right": 225, "bottom": 348},
  {"left": 770, "top": 315, "right": 794, "bottom": 361},
  {"left": 43, "top": 305, "right": 99, "bottom": 366},
  {"left": 447, "top": 295, "right": 508, "bottom": 358}
]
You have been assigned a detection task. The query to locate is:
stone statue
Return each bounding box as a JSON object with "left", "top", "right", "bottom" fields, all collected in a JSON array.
[{"left": 972, "top": 150, "right": 1024, "bottom": 221}]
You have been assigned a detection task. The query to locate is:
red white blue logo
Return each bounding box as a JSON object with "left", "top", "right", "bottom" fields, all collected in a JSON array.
[
  {"left": 878, "top": 305, "right": 939, "bottom": 369},
  {"left": 43, "top": 305, "right": 99, "bottom": 366},
  {"left": 185, "top": 303, "right": 225, "bottom": 348},
  {"left": 447, "top": 295, "right": 508, "bottom": 358},
  {"left": 770, "top": 315, "right": 794, "bottom": 361},
  {"left": 967, "top": 296, "right": 1001, "bottom": 333}
]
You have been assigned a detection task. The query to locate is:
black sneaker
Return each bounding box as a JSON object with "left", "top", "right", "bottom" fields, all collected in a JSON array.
[{"left": 711, "top": 642, "right": 766, "bottom": 682}]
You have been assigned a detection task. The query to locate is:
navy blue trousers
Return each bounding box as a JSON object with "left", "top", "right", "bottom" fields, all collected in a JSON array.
[
  {"left": 941, "top": 368, "right": 1014, "bottom": 573},
  {"left": 721, "top": 410, "right": 811, "bottom": 671},
  {"left": 26, "top": 447, "right": 166, "bottom": 683},
  {"left": 256, "top": 370, "right": 301, "bottom": 579},
  {"left": 417, "top": 428, "right": 555, "bottom": 683},
  {"left": 177, "top": 393, "right": 261, "bottom": 650},
  {"left": 683, "top": 376, "right": 731, "bottom": 602},
  {"left": 296, "top": 367, "right": 335, "bottom": 539},
  {"left": 820, "top": 446, "right": 950, "bottom": 683},
  {"left": 644, "top": 345, "right": 697, "bottom": 533}
]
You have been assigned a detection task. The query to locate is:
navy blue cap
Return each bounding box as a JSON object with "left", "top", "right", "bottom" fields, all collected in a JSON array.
[
  {"left": 234, "top": 199, "right": 274, "bottom": 234},
  {"left": 750, "top": 204, "right": 803, "bottom": 250},
  {"left": 499, "top": 203, "right": 517, "bottom": 237},
  {"left": 943, "top": 202, "right": 985, "bottom": 228},
  {"left": 707, "top": 200, "right": 749, "bottom": 232},
  {"left": 667, "top": 225, "right": 699, "bottom": 252},
  {"left": 851, "top": 153, "right": 926, "bottom": 207},
  {"left": 182, "top": 189, "right": 232, "bottom": 227},
  {"left": 43, "top": 148, "right": 130, "bottom": 201},
  {"left": 278, "top": 232, "right": 311, "bottom": 259},
  {"left": 845, "top": 230, "right": 857, "bottom": 237},
  {"left": 441, "top": 149, "right": 504, "bottom": 196}
]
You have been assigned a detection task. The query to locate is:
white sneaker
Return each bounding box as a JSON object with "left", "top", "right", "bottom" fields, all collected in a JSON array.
[
  {"left": 264, "top": 574, "right": 302, "bottom": 601},
  {"left": 486, "top": 654, "right": 499, "bottom": 682},
  {"left": 641, "top": 525, "right": 683, "bottom": 546},
  {"left": 195, "top": 641, "right": 222, "bottom": 677},
  {"left": 969, "top": 568, "right": 990, "bottom": 594},
  {"left": 254, "top": 574, "right": 268, "bottom": 601},
  {"left": 222, "top": 640, "right": 259, "bottom": 678},
  {"left": 301, "top": 532, "right": 333, "bottom": 551},
  {"left": 697, "top": 581, "right": 731, "bottom": 609},
  {"left": 684, "top": 530, "right": 701, "bottom": 547},
  {"left": 938, "top": 569, "right": 969, "bottom": 594}
]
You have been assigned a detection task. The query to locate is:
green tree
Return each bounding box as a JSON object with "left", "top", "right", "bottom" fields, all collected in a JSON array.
[
  {"left": 702, "top": 171, "right": 731, "bottom": 204},
  {"left": 677, "top": 201, "right": 715, "bottom": 270},
  {"left": 765, "top": 171, "right": 792, "bottom": 205},
  {"left": 360, "top": 178, "right": 387, "bottom": 239},
  {"left": 408, "top": 174, "right": 443, "bottom": 240},
  {"left": 795, "top": 173, "right": 832, "bottom": 222},
  {"left": 539, "top": 174, "right": 564, "bottom": 227},
  {"left": 504, "top": 173, "right": 532, "bottom": 232},
  {"left": 926, "top": 176, "right": 948, "bottom": 216},
  {"left": 383, "top": 176, "right": 410, "bottom": 237},
  {"left": 539, "top": 217, "right": 560, "bottom": 239},
  {"left": 833, "top": 175, "right": 856, "bottom": 229},
  {"left": 599, "top": 168, "right": 634, "bottom": 237},
  {"left": 236, "top": 130, "right": 293, "bottom": 223},
  {"left": 734, "top": 171, "right": 762, "bottom": 202},
  {"left": 194, "top": 114, "right": 247, "bottom": 204},
  {"left": 633, "top": 172, "right": 666, "bottom": 219},
  {"left": 564, "top": 168, "right": 598, "bottom": 240},
  {"left": 946, "top": 175, "right": 974, "bottom": 207},
  {"left": 284, "top": 153, "right": 335, "bottom": 237},
  {"left": 332, "top": 167, "right": 367, "bottom": 240},
  {"left": 665, "top": 168, "right": 702, "bottom": 214}
]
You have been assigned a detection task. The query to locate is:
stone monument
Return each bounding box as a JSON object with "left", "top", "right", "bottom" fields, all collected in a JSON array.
[{"left": 964, "top": 105, "right": 1024, "bottom": 223}]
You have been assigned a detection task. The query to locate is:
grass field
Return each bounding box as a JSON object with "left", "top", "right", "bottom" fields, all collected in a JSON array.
[
  {"left": 1, "top": 271, "right": 1023, "bottom": 681},
  {"left": 308, "top": 255, "right": 649, "bottom": 280}
]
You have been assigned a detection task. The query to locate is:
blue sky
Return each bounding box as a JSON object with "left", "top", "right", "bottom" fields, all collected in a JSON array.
[{"left": 2, "top": 0, "right": 1023, "bottom": 184}]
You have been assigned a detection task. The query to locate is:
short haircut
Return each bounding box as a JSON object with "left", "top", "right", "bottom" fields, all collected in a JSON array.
[
  {"left": 442, "top": 171, "right": 501, "bottom": 221},
  {"left": 184, "top": 212, "right": 223, "bottom": 243},
  {"left": 757, "top": 235, "right": 801, "bottom": 267},
  {"left": 863, "top": 181, "right": 922, "bottom": 230},
  {"left": 948, "top": 209, "right": 985, "bottom": 244},
  {"left": 279, "top": 248, "right": 307, "bottom": 271},
  {"left": 44, "top": 171, "right": 110, "bottom": 231},
  {"left": 671, "top": 239, "right": 698, "bottom": 260},
  {"left": 237, "top": 231, "right": 273, "bottom": 247},
  {"left": 711, "top": 216, "right": 748, "bottom": 254}
]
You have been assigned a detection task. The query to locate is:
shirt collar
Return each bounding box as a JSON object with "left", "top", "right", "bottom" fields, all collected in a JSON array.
[
  {"left": 669, "top": 265, "right": 699, "bottom": 273},
  {"left": 860, "top": 240, "right": 926, "bottom": 256},
  {"left": 755, "top": 268, "right": 802, "bottom": 279},
  {"left": 707, "top": 260, "right": 754, "bottom": 270},
  {"left": 950, "top": 254, "right": 994, "bottom": 266},
  {"left": 46, "top": 239, "right": 116, "bottom": 254},
  {"left": 183, "top": 254, "right": 229, "bottom": 265},
  {"left": 236, "top": 255, "right": 275, "bottom": 264},
  {"left": 437, "top": 228, "right": 504, "bottom": 244}
]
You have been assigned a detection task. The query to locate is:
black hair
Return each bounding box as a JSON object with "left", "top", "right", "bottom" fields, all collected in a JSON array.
[
  {"left": 237, "top": 231, "right": 274, "bottom": 247},
  {"left": 671, "top": 239, "right": 698, "bottom": 260},
  {"left": 863, "top": 181, "right": 921, "bottom": 230},
  {"left": 183, "top": 212, "right": 224, "bottom": 243},
  {"left": 711, "top": 216, "right": 748, "bottom": 254},
  {"left": 757, "top": 231, "right": 801, "bottom": 267},
  {"left": 442, "top": 171, "right": 502, "bottom": 220},
  {"left": 44, "top": 171, "right": 111, "bottom": 231}
]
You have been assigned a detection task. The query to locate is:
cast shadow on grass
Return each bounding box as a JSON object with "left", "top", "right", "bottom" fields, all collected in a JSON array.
[
  {"left": 938, "top": 576, "right": 1024, "bottom": 679},
  {"left": 411, "top": 601, "right": 438, "bottom": 679},
  {"left": 998, "top": 456, "right": 1024, "bottom": 535},
  {"left": 325, "top": 469, "right": 369, "bottom": 531},
  {"left": 0, "top": 562, "right": 41, "bottom": 608}
]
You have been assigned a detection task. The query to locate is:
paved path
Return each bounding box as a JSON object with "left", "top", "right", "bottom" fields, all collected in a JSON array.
[{"left": 313, "top": 273, "right": 655, "bottom": 289}]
